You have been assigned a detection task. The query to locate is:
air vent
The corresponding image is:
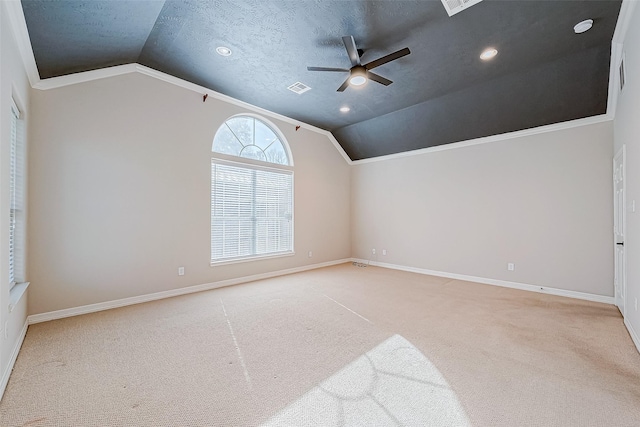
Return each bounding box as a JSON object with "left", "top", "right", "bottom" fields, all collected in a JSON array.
[
  {"left": 287, "top": 82, "right": 311, "bottom": 94},
  {"left": 441, "top": 0, "right": 484, "bottom": 17},
  {"left": 619, "top": 56, "right": 626, "bottom": 92}
]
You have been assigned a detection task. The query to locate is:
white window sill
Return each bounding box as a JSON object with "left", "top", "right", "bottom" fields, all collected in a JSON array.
[
  {"left": 9, "top": 281, "right": 29, "bottom": 313},
  {"left": 211, "top": 251, "right": 295, "bottom": 267}
]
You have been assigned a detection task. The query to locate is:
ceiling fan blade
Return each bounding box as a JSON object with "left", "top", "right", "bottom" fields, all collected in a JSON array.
[
  {"left": 364, "top": 47, "right": 411, "bottom": 70},
  {"left": 342, "top": 36, "right": 361, "bottom": 67},
  {"left": 367, "top": 71, "right": 392, "bottom": 86},
  {"left": 337, "top": 77, "right": 350, "bottom": 92},
  {"left": 307, "top": 66, "right": 350, "bottom": 72}
]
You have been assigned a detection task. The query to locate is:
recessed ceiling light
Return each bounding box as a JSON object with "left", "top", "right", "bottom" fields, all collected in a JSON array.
[
  {"left": 574, "top": 19, "right": 593, "bottom": 34},
  {"left": 480, "top": 48, "right": 498, "bottom": 60},
  {"left": 340, "top": 106, "right": 350, "bottom": 113},
  {"left": 216, "top": 46, "right": 232, "bottom": 56}
]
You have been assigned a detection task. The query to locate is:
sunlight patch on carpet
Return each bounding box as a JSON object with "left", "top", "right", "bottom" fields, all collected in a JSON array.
[{"left": 262, "top": 334, "right": 470, "bottom": 426}]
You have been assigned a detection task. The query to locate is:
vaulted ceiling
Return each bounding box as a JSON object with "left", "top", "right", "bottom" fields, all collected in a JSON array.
[{"left": 21, "top": 0, "right": 622, "bottom": 160}]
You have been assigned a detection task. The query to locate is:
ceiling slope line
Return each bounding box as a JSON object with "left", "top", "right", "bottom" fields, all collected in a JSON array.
[
  {"left": 607, "top": 0, "right": 637, "bottom": 119},
  {"left": 3, "top": 0, "right": 40, "bottom": 86},
  {"left": 351, "top": 114, "right": 613, "bottom": 166},
  {"left": 134, "top": 0, "right": 168, "bottom": 61},
  {"left": 612, "top": 0, "right": 637, "bottom": 45}
]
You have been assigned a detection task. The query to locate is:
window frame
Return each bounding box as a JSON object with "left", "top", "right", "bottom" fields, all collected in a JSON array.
[
  {"left": 212, "top": 113, "right": 294, "bottom": 167},
  {"left": 9, "top": 98, "right": 26, "bottom": 289},
  {"left": 210, "top": 115, "right": 294, "bottom": 266}
]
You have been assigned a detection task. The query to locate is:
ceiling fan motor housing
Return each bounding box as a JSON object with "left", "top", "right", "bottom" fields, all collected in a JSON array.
[{"left": 350, "top": 66, "right": 368, "bottom": 85}]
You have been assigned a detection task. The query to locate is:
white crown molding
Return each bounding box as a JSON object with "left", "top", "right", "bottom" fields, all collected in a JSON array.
[
  {"left": 351, "top": 114, "right": 613, "bottom": 165},
  {"left": 132, "top": 65, "right": 354, "bottom": 165},
  {"left": 32, "top": 63, "right": 354, "bottom": 165},
  {"left": 6, "top": 0, "right": 637, "bottom": 166},
  {"left": 3, "top": 0, "right": 40, "bottom": 86},
  {"left": 0, "top": 319, "right": 28, "bottom": 401},
  {"left": 27, "top": 259, "right": 352, "bottom": 324},
  {"left": 323, "top": 131, "right": 353, "bottom": 165},
  {"left": 351, "top": 258, "right": 616, "bottom": 305},
  {"left": 32, "top": 63, "right": 138, "bottom": 90}
]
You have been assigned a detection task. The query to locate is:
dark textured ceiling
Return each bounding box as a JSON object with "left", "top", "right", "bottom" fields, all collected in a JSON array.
[{"left": 21, "top": 0, "right": 622, "bottom": 160}]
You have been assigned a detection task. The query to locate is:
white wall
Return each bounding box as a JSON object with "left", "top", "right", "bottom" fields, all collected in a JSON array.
[
  {"left": 0, "top": 0, "right": 31, "bottom": 396},
  {"left": 351, "top": 121, "right": 614, "bottom": 297},
  {"left": 27, "top": 72, "right": 351, "bottom": 315},
  {"left": 614, "top": 3, "right": 640, "bottom": 348}
]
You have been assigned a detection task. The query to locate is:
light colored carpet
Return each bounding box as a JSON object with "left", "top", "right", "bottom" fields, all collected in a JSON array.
[{"left": 1, "top": 263, "right": 639, "bottom": 426}]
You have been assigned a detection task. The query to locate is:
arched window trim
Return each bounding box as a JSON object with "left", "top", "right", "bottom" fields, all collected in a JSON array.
[
  {"left": 211, "top": 113, "right": 294, "bottom": 167},
  {"left": 210, "top": 114, "right": 295, "bottom": 266}
]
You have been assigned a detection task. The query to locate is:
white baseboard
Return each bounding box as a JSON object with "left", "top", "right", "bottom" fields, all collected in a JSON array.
[
  {"left": 0, "top": 320, "right": 28, "bottom": 402},
  {"left": 28, "top": 259, "right": 351, "bottom": 324},
  {"left": 351, "top": 258, "right": 615, "bottom": 305},
  {"left": 624, "top": 318, "right": 640, "bottom": 355}
]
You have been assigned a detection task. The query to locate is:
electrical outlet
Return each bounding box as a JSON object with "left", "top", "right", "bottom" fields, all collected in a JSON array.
[
  {"left": 372, "top": 248, "right": 376, "bottom": 255},
  {"left": 382, "top": 249, "right": 387, "bottom": 256},
  {"left": 507, "top": 263, "right": 515, "bottom": 271},
  {"left": 635, "top": 297, "right": 638, "bottom": 311},
  {"left": 308, "top": 251, "right": 313, "bottom": 258},
  {"left": 4, "top": 321, "right": 7, "bottom": 340},
  {"left": 178, "top": 267, "right": 185, "bottom": 276}
]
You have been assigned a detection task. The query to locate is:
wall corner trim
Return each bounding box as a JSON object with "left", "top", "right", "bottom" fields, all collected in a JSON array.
[
  {"left": 351, "top": 258, "right": 616, "bottom": 305},
  {"left": 27, "top": 259, "right": 352, "bottom": 325},
  {"left": 0, "top": 320, "right": 29, "bottom": 402},
  {"left": 624, "top": 318, "right": 640, "bottom": 355}
]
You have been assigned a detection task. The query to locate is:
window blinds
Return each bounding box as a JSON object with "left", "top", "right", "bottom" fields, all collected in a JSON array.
[
  {"left": 9, "top": 101, "right": 25, "bottom": 288},
  {"left": 211, "top": 160, "right": 293, "bottom": 263}
]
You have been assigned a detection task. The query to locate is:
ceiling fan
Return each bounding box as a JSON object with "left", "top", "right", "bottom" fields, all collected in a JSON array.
[{"left": 307, "top": 36, "right": 411, "bottom": 92}]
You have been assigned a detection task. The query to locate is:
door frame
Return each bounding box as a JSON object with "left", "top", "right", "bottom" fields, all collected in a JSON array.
[{"left": 614, "top": 145, "right": 626, "bottom": 315}]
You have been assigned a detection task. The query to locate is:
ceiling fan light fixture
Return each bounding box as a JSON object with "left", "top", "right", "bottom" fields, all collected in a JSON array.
[
  {"left": 307, "top": 36, "right": 410, "bottom": 91},
  {"left": 349, "top": 75, "right": 367, "bottom": 86},
  {"left": 349, "top": 66, "right": 367, "bottom": 86},
  {"left": 480, "top": 48, "right": 498, "bottom": 60}
]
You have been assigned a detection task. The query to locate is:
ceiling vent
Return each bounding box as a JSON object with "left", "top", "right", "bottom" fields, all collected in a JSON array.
[
  {"left": 287, "top": 82, "right": 311, "bottom": 94},
  {"left": 441, "top": 0, "right": 484, "bottom": 17}
]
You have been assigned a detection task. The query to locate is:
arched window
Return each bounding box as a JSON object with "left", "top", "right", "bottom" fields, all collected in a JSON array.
[
  {"left": 213, "top": 115, "right": 291, "bottom": 165},
  {"left": 211, "top": 115, "right": 293, "bottom": 264}
]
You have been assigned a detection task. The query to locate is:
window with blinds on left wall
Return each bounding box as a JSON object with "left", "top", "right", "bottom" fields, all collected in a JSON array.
[{"left": 9, "top": 99, "right": 26, "bottom": 290}]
